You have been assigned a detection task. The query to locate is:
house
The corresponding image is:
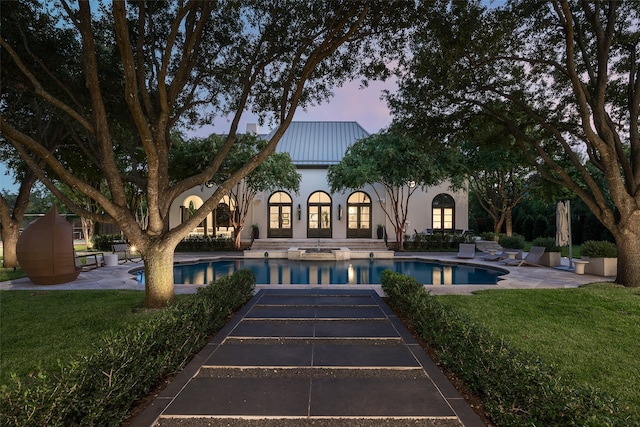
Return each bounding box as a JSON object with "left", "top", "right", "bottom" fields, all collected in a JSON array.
[{"left": 169, "top": 121, "right": 468, "bottom": 245}]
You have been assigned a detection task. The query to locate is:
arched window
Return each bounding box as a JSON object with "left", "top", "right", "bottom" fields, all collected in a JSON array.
[
  {"left": 308, "top": 191, "right": 332, "bottom": 238},
  {"left": 347, "top": 191, "right": 371, "bottom": 238},
  {"left": 180, "top": 196, "right": 210, "bottom": 236},
  {"left": 432, "top": 193, "right": 455, "bottom": 231},
  {"left": 268, "top": 191, "right": 293, "bottom": 238}
]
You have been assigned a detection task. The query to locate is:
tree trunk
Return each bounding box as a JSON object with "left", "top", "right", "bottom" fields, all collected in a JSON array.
[
  {"left": 81, "top": 217, "right": 93, "bottom": 249},
  {"left": 1, "top": 222, "right": 20, "bottom": 268},
  {"left": 143, "top": 245, "right": 176, "bottom": 308},
  {"left": 395, "top": 226, "right": 404, "bottom": 251},
  {"left": 614, "top": 223, "right": 640, "bottom": 287},
  {"left": 234, "top": 224, "right": 245, "bottom": 250},
  {"left": 493, "top": 216, "right": 504, "bottom": 235},
  {"left": 504, "top": 208, "right": 513, "bottom": 237}
]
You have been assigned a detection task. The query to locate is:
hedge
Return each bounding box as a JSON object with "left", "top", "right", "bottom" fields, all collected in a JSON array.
[
  {"left": 380, "top": 270, "right": 637, "bottom": 427},
  {"left": 403, "top": 231, "right": 472, "bottom": 251},
  {"left": 0, "top": 269, "right": 255, "bottom": 427},
  {"left": 175, "top": 235, "right": 236, "bottom": 251},
  {"left": 91, "top": 234, "right": 125, "bottom": 252}
]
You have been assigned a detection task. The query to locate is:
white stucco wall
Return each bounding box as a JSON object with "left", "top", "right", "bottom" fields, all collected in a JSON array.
[{"left": 169, "top": 170, "right": 468, "bottom": 243}]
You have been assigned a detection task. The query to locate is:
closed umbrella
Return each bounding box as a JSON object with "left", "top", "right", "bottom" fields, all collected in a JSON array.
[{"left": 556, "top": 201, "right": 569, "bottom": 247}]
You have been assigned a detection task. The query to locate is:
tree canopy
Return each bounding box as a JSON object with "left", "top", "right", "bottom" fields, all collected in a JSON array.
[
  {"left": 1, "top": 0, "right": 412, "bottom": 306},
  {"left": 170, "top": 133, "right": 300, "bottom": 248},
  {"left": 328, "top": 131, "right": 448, "bottom": 249},
  {"left": 389, "top": 0, "right": 640, "bottom": 286}
]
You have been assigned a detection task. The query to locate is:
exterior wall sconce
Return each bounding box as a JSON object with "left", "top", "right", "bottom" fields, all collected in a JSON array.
[
  {"left": 338, "top": 204, "right": 343, "bottom": 220},
  {"left": 297, "top": 204, "right": 301, "bottom": 220}
]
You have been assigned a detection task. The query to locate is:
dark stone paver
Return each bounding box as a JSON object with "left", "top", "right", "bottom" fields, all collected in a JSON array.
[
  {"left": 310, "top": 377, "right": 455, "bottom": 417},
  {"left": 229, "top": 319, "right": 315, "bottom": 337},
  {"left": 163, "top": 377, "right": 310, "bottom": 416}
]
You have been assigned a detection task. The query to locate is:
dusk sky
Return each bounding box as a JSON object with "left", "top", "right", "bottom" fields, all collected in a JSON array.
[
  {"left": 0, "top": 77, "right": 395, "bottom": 193},
  {"left": 192, "top": 77, "right": 395, "bottom": 138}
]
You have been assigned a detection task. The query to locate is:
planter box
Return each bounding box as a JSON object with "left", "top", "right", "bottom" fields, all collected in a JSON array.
[
  {"left": 539, "top": 251, "right": 561, "bottom": 267},
  {"left": 581, "top": 257, "right": 617, "bottom": 277}
]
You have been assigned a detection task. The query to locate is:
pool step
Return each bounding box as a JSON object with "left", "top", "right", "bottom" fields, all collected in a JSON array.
[{"left": 249, "top": 238, "right": 389, "bottom": 251}]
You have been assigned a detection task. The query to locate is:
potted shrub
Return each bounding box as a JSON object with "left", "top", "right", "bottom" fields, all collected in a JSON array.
[
  {"left": 251, "top": 224, "right": 259, "bottom": 241},
  {"left": 581, "top": 240, "right": 617, "bottom": 276},
  {"left": 531, "top": 237, "right": 562, "bottom": 267},
  {"left": 376, "top": 224, "right": 384, "bottom": 239}
]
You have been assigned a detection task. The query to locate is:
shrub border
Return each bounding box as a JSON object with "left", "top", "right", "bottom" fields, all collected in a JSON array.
[
  {"left": 380, "top": 270, "right": 637, "bottom": 427},
  {"left": 0, "top": 270, "right": 256, "bottom": 427}
]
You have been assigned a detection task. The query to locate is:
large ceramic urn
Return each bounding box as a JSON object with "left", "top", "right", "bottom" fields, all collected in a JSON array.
[{"left": 16, "top": 205, "right": 80, "bottom": 285}]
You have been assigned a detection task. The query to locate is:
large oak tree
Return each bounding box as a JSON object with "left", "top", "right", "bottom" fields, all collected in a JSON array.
[
  {"left": 1, "top": 0, "right": 410, "bottom": 306},
  {"left": 389, "top": 0, "right": 640, "bottom": 286},
  {"left": 0, "top": 0, "right": 84, "bottom": 268}
]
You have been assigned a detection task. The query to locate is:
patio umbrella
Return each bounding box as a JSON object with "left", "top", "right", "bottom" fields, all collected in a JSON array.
[{"left": 556, "top": 201, "right": 570, "bottom": 247}]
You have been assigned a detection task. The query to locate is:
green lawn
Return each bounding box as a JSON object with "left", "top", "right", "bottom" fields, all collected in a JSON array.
[
  {"left": 439, "top": 283, "right": 640, "bottom": 416},
  {"left": 0, "top": 267, "right": 25, "bottom": 282},
  {"left": 0, "top": 290, "right": 159, "bottom": 385}
]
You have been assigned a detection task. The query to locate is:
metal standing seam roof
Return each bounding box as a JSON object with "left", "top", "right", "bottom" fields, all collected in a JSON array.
[{"left": 267, "top": 121, "right": 370, "bottom": 166}]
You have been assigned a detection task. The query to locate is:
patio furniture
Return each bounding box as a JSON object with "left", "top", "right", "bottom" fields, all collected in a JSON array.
[
  {"left": 74, "top": 252, "right": 104, "bottom": 271},
  {"left": 573, "top": 260, "right": 589, "bottom": 274},
  {"left": 16, "top": 206, "right": 81, "bottom": 285},
  {"left": 482, "top": 249, "right": 504, "bottom": 261},
  {"left": 112, "top": 243, "right": 139, "bottom": 263},
  {"left": 502, "top": 246, "right": 545, "bottom": 267},
  {"left": 103, "top": 253, "right": 119, "bottom": 266},
  {"left": 457, "top": 243, "right": 476, "bottom": 259}
]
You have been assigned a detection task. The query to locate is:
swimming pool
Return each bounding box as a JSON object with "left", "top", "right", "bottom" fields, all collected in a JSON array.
[{"left": 135, "top": 258, "right": 506, "bottom": 285}]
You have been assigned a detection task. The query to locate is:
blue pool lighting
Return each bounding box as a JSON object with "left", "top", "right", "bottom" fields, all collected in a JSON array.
[{"left": 135, "top": 258, "right": 506, "bottom": 286}]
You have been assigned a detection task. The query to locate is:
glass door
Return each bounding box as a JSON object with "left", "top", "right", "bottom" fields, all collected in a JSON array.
[
  {"left": 308, "top": 191, "right": 332, "bottom": 238},
  {"left": 268, "top": 192, "right": 293, "bottom": 238},
  {"left": 346, "top": 192, "right": 371, "bottom": 238}
]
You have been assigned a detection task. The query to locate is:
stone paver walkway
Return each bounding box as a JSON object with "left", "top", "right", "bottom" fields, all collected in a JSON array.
[{"left": 130, "top": 289, "right": 485, "bottom": 427}]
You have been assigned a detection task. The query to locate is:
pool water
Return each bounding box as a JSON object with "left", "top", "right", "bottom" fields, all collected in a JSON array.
[{"left": 135, "top": 258, "right": 505, "bottom": 285}]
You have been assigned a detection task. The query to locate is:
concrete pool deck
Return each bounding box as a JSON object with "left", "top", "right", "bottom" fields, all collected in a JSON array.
[{"left": 0, "top": 251, "right": 610, "bottom": 295}]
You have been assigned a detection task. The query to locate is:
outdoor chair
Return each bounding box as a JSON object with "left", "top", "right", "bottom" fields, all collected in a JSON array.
[
  {"left": 482, "top": 252, "right": 502, "bottom": 261},
  {"left": 457, "top": 243, "right": 476, "bottom": 259},
  {"left": 502, "top": 246, "right": 545, "bottom": 267},
  {"left": 74, "top": 251, "right": 104, "bottom": 271},
  {"left": 111, "top": 243, "right": 140, "bottom": 264}
]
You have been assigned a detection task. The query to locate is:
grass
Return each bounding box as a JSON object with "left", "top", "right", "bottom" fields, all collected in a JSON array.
[
  {"left": 0, "top": 290, "right": 167, "bottom": 385},
  {"left": 439, "top": 283, "right": 640, "bottom": 416},
  {"left": 0, "top": 267, "right": 25, "bottom": 282}
]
